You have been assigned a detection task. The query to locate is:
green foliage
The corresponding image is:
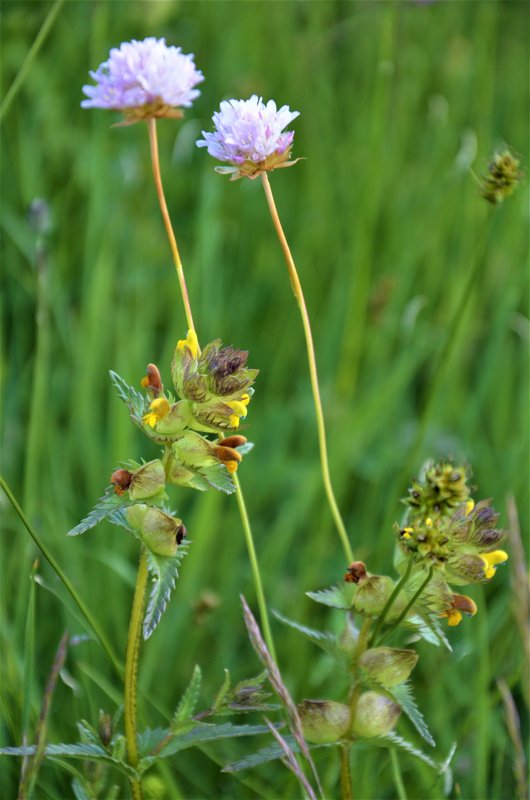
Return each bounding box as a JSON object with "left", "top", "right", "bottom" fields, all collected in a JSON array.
[
  {"left": 143, "top": 544, "right": 190, "bottom": 639},
  {"left": 1, "top": 1, "right": 527, "bottom": 798}
]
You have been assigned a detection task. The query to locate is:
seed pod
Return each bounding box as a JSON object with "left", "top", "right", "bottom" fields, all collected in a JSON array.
[
  {"left": 128, "top": 460, "right": 166, "bottom": 501},
  {"left": 353, "top": 575, "right": 398, "bottom": 617},
  {"left": 351, "top": 691, "right": 401, "bottom": 738},
  {"left": 125, "top": 504, "right": 184, "bottom": 557},
  {"left": 359, "top": 647, "right": 418, "bottom": 688},
  {"left": 298, "top": 700, "right": 351, "bottom": 744}
]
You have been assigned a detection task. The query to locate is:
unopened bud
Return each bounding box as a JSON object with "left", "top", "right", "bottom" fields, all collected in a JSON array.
[
  {"left": 98, "top": 710, "right": 112, "bottom": 747},
  {"left": 141, "top": 363, "right": 163, "bottom": 396},
  {"left": 351, "top": 691, "right": 401, "bottom": 738},
  {"left": 218, "top": 435, "right": 248, "bottom": 449},
  {"left": 298, "top": 700, "right": 351, "bottom": 744},
  {"left": 359, "top": 647, "right": 418, "bottom": 688}
]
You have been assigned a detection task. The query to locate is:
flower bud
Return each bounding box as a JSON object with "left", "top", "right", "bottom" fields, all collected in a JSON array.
[
  {"left": 111, "top": 468, "right": 133, "bottom": 495},
  {"left": 351, "top": 692, "right": 401, "bottom": 738},
  {"left": 128, "top": 460, "right": 166, "bottom": 501},
  {"left": 480, "top": 149, "right": 522, "bottom": 205},
  {"left": 140, "top": 363, "right": 164, "bottom": 397},
  {"left": 298, "top": 700, "right": 351, "bottom": 744},
  {"left": 98, "top": 710, "right": 113, "bottom": 747},
  {"left": 359, "top": 647, "right": 418, "bottom": 688},
  {"left": 125, "top": 504, "right": 185, "bottom": 556}
]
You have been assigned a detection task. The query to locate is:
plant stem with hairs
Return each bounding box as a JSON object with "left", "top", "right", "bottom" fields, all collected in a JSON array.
[
  {"left": 260, "top": 172, "right": 353, "bottom": 564},
  {"left": 124, "top": 547, "right": 148, "bottom": 800}
]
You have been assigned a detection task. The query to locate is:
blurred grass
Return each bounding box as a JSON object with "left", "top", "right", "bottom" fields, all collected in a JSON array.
[{"left": 1, "top": 1, "right": 528, "bottom": 798}]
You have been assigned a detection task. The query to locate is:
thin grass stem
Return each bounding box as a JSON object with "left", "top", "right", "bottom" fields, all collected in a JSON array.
[
  {"left": 233, "top": 474, "right": 277, "bottom": 662},
  {"left": 124, "top": 547, "right": 148, "bottom": 800},
  {"left": 390, "top": 749, "right": 408, "bottom": 800},
  {"left": 0, "top": 0, "right": 66, "bottom": 122},
  {"left": 260, "top": 172, "right": 353, "bottom": 563},
  {"left": 147, "top": 118, "right": 196, "bottom": 334},
  {"left": 0, "top": 475, "right": 122, "bottom": 676}
]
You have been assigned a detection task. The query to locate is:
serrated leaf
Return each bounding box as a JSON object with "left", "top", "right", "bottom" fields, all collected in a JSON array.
[
  {"left": 109, "top": 370, "right": 147, "bottom": 422},
  {"left": 212, "top": 670, "right": 231, "bottom": 712},
  {"left": 137, "top": 727, "right": 169, "bottom": 757},
  {"left": 0, "top": 742, "right": 136, "bottom": 777},
  {"left": 272, "top": 611, "right": 337, "bottom": 654},
  {"left": 235, "top": 442, "right": 254, "bottom": 456},
  {"left": 368, "top": 732, "right": 438, "bottom": 770},
  {"left": 143, "top": 545, "right": 189, "bottom": 639},
  {"left": 201, "top": 462, "right": 236, "bottom": 494},
  {"left": 153, "top": 722, "right": 271, "bottom": 760},
  {"left": 306, "top": 583, "right": 356, "bottom": 610},
  {"left": 67, "top": 488, "right": 131, "bottom": 537},
  {"left": 223, "top": 737, "right": 332, "bottom": 773},
  {"left": 388, "top": 682, "right": 435, "bottom": 747},
  {"left": 406, "top": 613, "right": 452, "bottom": 652},
  {"left": 173, "top": 665, "right": 202, "bottom": 725},
  {"left": 71, "top": 778, "right": 91, "bottom": 800}
]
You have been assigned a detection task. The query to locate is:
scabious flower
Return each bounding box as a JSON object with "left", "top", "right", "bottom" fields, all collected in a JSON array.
[
  {"left": 81, "top": 37, "right": 204, "bottom": 123},
  {"left": 196, "top": 95, "right": 300, "bottom": 179}
]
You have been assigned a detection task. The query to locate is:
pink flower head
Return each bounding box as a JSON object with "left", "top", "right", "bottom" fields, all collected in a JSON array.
[
  {"left": 81, "top": 38, "right": 203, "bottom": 123},
  {"left": 196, "top": 95, "right": 300, "bottom": 179}
]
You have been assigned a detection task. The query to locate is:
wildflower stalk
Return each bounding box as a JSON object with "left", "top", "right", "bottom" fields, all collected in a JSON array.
[
  {"left": 390, "top": 750, "right": 407, "bottom": 800},
  {"left": 339, "top": 744, "right": 353, "bottom": 800},
  {"left": 260, "top": 172, "right": 353, "bottom": 563},
  {"left": 147, "top": 118, "right": 196, "bottom": 335},
  {"left": 146, "top": 119, "right": 276, "bottom": 657},
  {"left": 124, "top": 547, "right": 148, "bottom": 800}
]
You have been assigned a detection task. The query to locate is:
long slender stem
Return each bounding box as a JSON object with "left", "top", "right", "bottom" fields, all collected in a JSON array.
[
  {"left": 340, "top": 744, "right": 353, "bottom": 800},
  {"left": 0, "top": 475, "right": 122, "bottom": 676},
  {"left": 147, "top": 119, "right": 196, "bottom": 334},
  {"left": 260, "top": 172, "right": 353, "bottom": 563},
  {"left": 390, "top": 749, "right": 407, "bottom": 800},
  {"left": 233, "top": 474, "right": 277, "bottom": 663},
  {"left": 124, "top": 548, "right": 148, "bottom": 800}
]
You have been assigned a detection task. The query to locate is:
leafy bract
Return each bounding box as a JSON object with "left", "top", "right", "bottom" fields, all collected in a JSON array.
[
  {"left": 306, "top": 583, "right": 356, "bottom": 610},
  {"left": 67, "top": 487, "right": 132, "bottom": 537},
  {"left": 387, "top": 682, "right": 435, "bottom": 747},
  {"left": 143, "top": 545, "right": 189, "bottom": 639},
  {"left": 173, "top": 665, "right": 202, "bottom": 725},
  {"left": 273, "top": 611, "right": 338, "bottom": 655}
]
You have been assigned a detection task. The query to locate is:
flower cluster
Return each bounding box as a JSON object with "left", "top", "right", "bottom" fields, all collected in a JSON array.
[
  {"left": 397, "top": 461, "right": 508, "bottom": 625},
  {"left": 81, "top": 37, "right": 204, "bottom": 122},
  {"left": 196, "top": 95, "right": 300, "bottom": 179},
  {"left": 480, "top": 148, "right": 522, "bottom": 205}
]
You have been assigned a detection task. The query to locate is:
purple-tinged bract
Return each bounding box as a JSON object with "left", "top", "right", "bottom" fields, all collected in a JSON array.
[
  {"left": 81, "top": 38, "right": 203, "bottom": 121},
  {"left": 196, "top": 95, "right": 300, "bottom": 179}
]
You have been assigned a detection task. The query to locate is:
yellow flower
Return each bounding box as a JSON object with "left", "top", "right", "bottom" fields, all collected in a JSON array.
[
  {"left": 226, "top": 393, "right": 251, "bottom": 428},
  {"left": 177, "top": 329, "right": 199, "bottom": 360},
  {"left": 480, "top": 550, "right": 509, "bottom": 579},
  {"left": 143, "top": 397, "right": 171, "bottom": 428}
]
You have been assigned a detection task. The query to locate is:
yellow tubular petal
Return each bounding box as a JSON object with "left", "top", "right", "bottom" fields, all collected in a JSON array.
[
  {"left": 229, "top": 415, "right": 240, "bottom": 429},
  {"left": 240, "top": 393, "right": 250, "bottom": 406},
  {"left": 465, "top": 500, "right": 475, "bottom": 515},
  {"left": 140, "top": 376, "right": 149, "bottom": 388},
  {"left": 177, "top": 329, "right": 199, "bottom": 359},
  {"left": 226, "top": 460, "right": 238, "bottom": 474},
  {"left": 447, "top": 610, "right": 463, "bottom": 627},
  {"left": 149, "top": 398, "right": 170, "bottom": 417},
  {"left": 227, "top": 400, "right": 248, "bottom": 418}
]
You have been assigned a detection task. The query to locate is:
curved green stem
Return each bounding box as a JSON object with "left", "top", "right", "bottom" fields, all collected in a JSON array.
[
  {"left": 261, "top": 173, "right": 353, "bottom": 563},
  {"left": 124, "top": 548, "right": 148, "bottom": 800},
  {"left": 233, "top": 473, "right": 277, "bottom": 663},
  {"left": 0, "top": 475, "right": 122, "bottom": 676}
]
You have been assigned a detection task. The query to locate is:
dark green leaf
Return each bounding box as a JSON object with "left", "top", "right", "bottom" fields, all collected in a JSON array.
[
  {"left": 306, "top": 583, "right": 356, "bottom": 610},
  {"left": 143, "top": 545, "right": 189, "bottom": 639},
  {"left": 173, "top": 665, "right": 202, "bottom": 725}
]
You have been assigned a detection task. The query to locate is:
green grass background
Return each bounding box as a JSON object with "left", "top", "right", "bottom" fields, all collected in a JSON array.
[{"left": 1, "top": 1, "right": 528, "bottom": 798}]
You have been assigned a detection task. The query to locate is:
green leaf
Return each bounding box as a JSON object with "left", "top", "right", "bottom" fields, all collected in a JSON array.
[
  {"left": 71, "top": 778, "right": 91, "bottom": 800},
  {"left": 369, "top": 731, "right": 438, "bottom": 769},
  {"left": 212, "top": 670, "right": 231, "bottom": 713},
  {"left": 387, "top": 682, "right": 435, "bottom": 747},
  {"left": 173, "top": 665, "right": 202, "bottom": 725},
  {"left": 306, "top": 583, "right": 356, "bottom": 610},
  {"left": 109, "top": 370, "right": 147, "bottom": 423},
  {"left": 200, "top": 462, "right": 236, "bottom": 494},
  {"left": 406, "top": 613, "right": 452, "bottom": 652},
  {"left": 0, "top": 742, "right": 135, "bottom": 778},
  {"left": 67, "top": 487, "right": 131, "bottom": 537},
  {"left": 143, "top": 545, "right": 189, "bottom": 639},
  {"left": 272, "top": 611, "right": 338, "bottom": 654},
  {"left": 223, "top": 737, "right": 331, "bottom": 773},
  {"left": 137, "top": 727, "right": 169, "bottom": 757},
  {"left": 155, "top": 722, "right": 271, "bottom": 759}
]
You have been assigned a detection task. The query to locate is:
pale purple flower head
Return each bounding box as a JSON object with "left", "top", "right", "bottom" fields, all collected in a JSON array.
[
  {"left": 81, "top": 38, "right": 203, "bottom": 122},
  {"left": 196, "top": 95, "right": 300, "bottom": 179}
]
